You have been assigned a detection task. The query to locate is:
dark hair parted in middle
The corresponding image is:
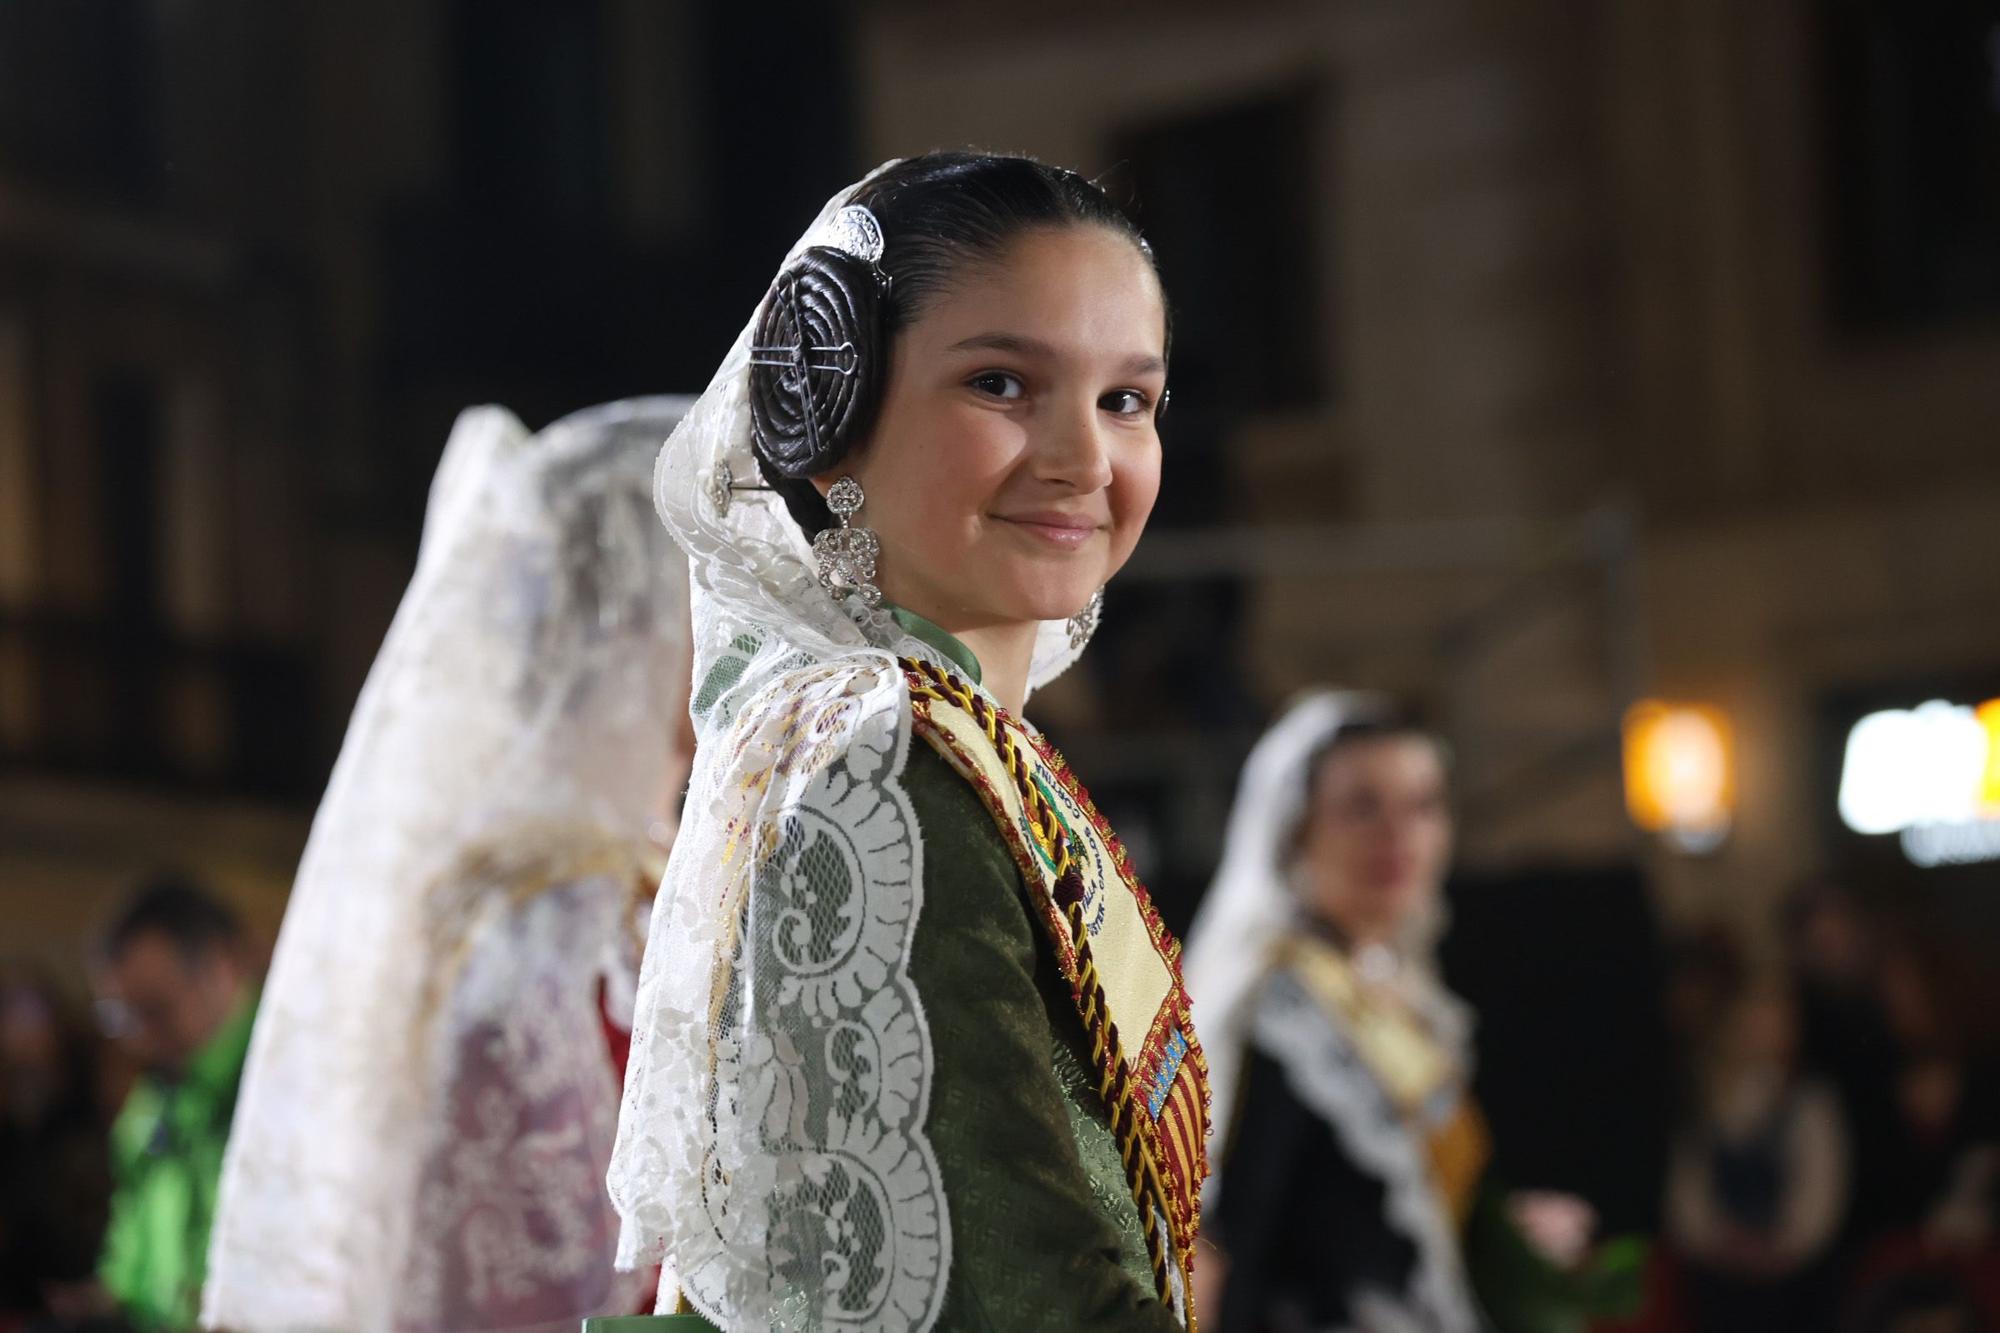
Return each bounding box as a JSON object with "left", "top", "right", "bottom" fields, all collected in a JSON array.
[
  {"left": 1305, "top": 709, "right": 1451, "bottom": 788},
  {"left": 750, "top": 150, "right": 1168, "bottom": 538},
  {"left": 1283, "top": 707, "right": 1451, "bottom": 864}
]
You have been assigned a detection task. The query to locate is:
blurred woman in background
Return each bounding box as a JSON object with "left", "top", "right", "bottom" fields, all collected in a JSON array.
[
  {"left": 1187, "top": 693, "right": 1617, "bottom": 1333},
  {"left": 1187, "top": 694, "right": 1486, "bottom": 1332},
  {"left": 202, "top": 398, "right": 696, "bottom": 1333}
]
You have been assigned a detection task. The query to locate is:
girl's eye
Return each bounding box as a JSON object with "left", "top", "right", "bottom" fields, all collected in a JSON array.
[
  {"left": 968, "top": 371, "right": 1025, "bottom": 400},
  {"left": 1101, "top": 388, "right": 1152, "bottom": 417}
]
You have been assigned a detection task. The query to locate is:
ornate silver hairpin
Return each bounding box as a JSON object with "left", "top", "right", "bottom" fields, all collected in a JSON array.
[
  {"left": 707, "top": 460, "right": 772, "bottom": 518},
  {"left": 748, "top": 330, "right": 861, "bottom": 377},
  {"left": 804, "top": 205, "right": 886, "bottom": 265}
]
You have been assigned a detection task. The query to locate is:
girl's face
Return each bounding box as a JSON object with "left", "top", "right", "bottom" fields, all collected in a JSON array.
[
  {"left": 1295, "top": 736, "right": 1454, "bottom": 943},
  {"left": 823, "top": 225, "right": 1167, "bottom": 634}
]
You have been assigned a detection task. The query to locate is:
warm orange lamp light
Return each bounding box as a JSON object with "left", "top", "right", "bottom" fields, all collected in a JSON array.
[
  {"left": 1978, "top": 699, "right": 2000, "bottom": 811},
  {"left": 1623, "top": 700, "right": 1735, "bottom": 853}
]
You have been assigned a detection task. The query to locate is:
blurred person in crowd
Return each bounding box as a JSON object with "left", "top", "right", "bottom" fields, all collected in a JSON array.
[
  {"left": 1661, "top": 927, "right": 1746, "bottom": 1053},
  {"left": 202, "top": 399, "right": 695, "bottom": 1333},
  {"left": 1665, "top": 982, "right": 1849, "bottom": 1333},
  {"left": 1874, "top": 937, "right": 1997, "bottom": 1252},
  {"left": 1837, "top": 934, "right": 2000, "bottom": 1326},
  {"left": 1661, "top": 927, "right": 1749, "bottom": 1110},
  {"left": 0, "top": 966, "right": 112, "bottom": 1326},
  {"left": 607, "top": 154, "right": 1206, "bottom": 1330},
  {"left": 1783, "top": 877, "right": 1900, "bottom": 1242},
  {"left": 88, "top": 875, "right": 254, "bottom": 1333},
  {"left": 1186, "top": 693, "right": 1633, "bottom": 1333}
]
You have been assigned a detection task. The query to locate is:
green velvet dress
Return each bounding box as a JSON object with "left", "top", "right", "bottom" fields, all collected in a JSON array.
[{"left": 592, "top": 617, "right": 1180, "bottom": 1332}]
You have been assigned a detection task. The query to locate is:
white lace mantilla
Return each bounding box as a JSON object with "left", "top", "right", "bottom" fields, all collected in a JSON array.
[
  {"left": 204, "top": 399, "right": 693, "bottom": 1332},
  {"left": 606, "top": 166, "right": 1092, "bottom": 1330},
  {"left": 399, "top": 876, "right": 653, "bottom": 1333},
  {"left": 611, "top": 652, "right": 948, "bottom": 1329}
]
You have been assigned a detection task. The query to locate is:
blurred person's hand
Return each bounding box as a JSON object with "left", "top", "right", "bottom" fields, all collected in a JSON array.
[
  {"left": 1191, "top": 1238, "right": 1229, "bottom": 1330},
  {"left": 1507, "top": 1189, "right": 1597, "bottom": 1270}
]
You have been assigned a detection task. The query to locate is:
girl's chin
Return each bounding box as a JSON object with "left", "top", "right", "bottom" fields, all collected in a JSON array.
[
  {"left": 973, "top": 583, "right": 1102, "bottom": 628},
  {"left": 906, "top": 567, "right": 1102, "bottom": 632},
  {"left": 1362, "top": 880, "right": 1426, "bottom": 908},
  {"left": 1012, "top": 598, "right": 1098, "bottom": 626}
]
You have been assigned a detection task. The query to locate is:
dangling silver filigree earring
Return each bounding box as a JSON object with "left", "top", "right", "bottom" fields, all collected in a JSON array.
[
  {"left": 813, "top": 476, "right": 881, "bottom": 607},
  {"left": 1066, "top": 587, "right": 1105, "bottom": 651}
]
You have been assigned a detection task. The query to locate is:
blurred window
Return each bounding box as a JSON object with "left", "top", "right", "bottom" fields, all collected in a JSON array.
[
  {"left": 0, "top": 0, "right": 164, "bottom": 202},
  {"left": 450, "top": 0, "right": 612, "bottom": 227},
  {"left": 1825, "top": 0, "right": 2000, "bottom": 329},
  {"left": 1114, "top": 82, "right": 1329, "bottom": 417}
]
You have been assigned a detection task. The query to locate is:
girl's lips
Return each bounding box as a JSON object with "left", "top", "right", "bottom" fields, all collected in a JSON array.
[{"left": 994, "top": 513, "right": 1104, "bottom": 549}]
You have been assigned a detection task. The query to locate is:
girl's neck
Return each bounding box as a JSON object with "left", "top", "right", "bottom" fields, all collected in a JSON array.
[
  {"left": 1312, "top": 905, "right": 1399, "bottom": 955},
  {"left": 948, "top": 621, "right": 1038, "bottom": 714}
]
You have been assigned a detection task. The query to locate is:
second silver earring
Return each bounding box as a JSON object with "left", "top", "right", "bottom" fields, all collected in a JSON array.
[{"left": 1066, "top": 587, "right": 1105, "bottom": 652}]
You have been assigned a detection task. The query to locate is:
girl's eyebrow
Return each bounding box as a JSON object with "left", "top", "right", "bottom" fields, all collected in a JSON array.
[{"left": 945, "top": 331, "right": 1167, "bottom": 377}]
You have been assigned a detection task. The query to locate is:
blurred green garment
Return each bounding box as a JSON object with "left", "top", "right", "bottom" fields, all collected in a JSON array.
[{"left": 99, "top": 993, "right": 255, "bottom": 1331}]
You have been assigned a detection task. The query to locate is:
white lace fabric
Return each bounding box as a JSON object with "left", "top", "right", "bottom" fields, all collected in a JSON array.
[
  {"left": 606, "top": 167, "right": 1093, "bottom": 1331},
  {"left": 203, "top": 398, "right": 694, "bottom": 1332}
]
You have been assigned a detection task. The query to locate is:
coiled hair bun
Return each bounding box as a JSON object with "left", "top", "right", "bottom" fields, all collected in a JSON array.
[{"left": 748, "top": 245, "right": 887, "bottom": 480}]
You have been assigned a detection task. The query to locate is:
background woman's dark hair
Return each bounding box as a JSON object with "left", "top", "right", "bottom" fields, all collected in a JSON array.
[
  {"left": 1301, "top": 709, "right": 1450, "bottom": 810},
  {"left": 1279, "top": 708, "right": 1448, "bottom": 865},
  {"left": 762, "top": 150, "right": 1169, "bottom": 538}
]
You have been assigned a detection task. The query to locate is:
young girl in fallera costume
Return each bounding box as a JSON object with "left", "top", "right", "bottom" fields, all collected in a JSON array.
[{"left": 603, "top": 153, "right": 1210, "bottom": 1331}]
